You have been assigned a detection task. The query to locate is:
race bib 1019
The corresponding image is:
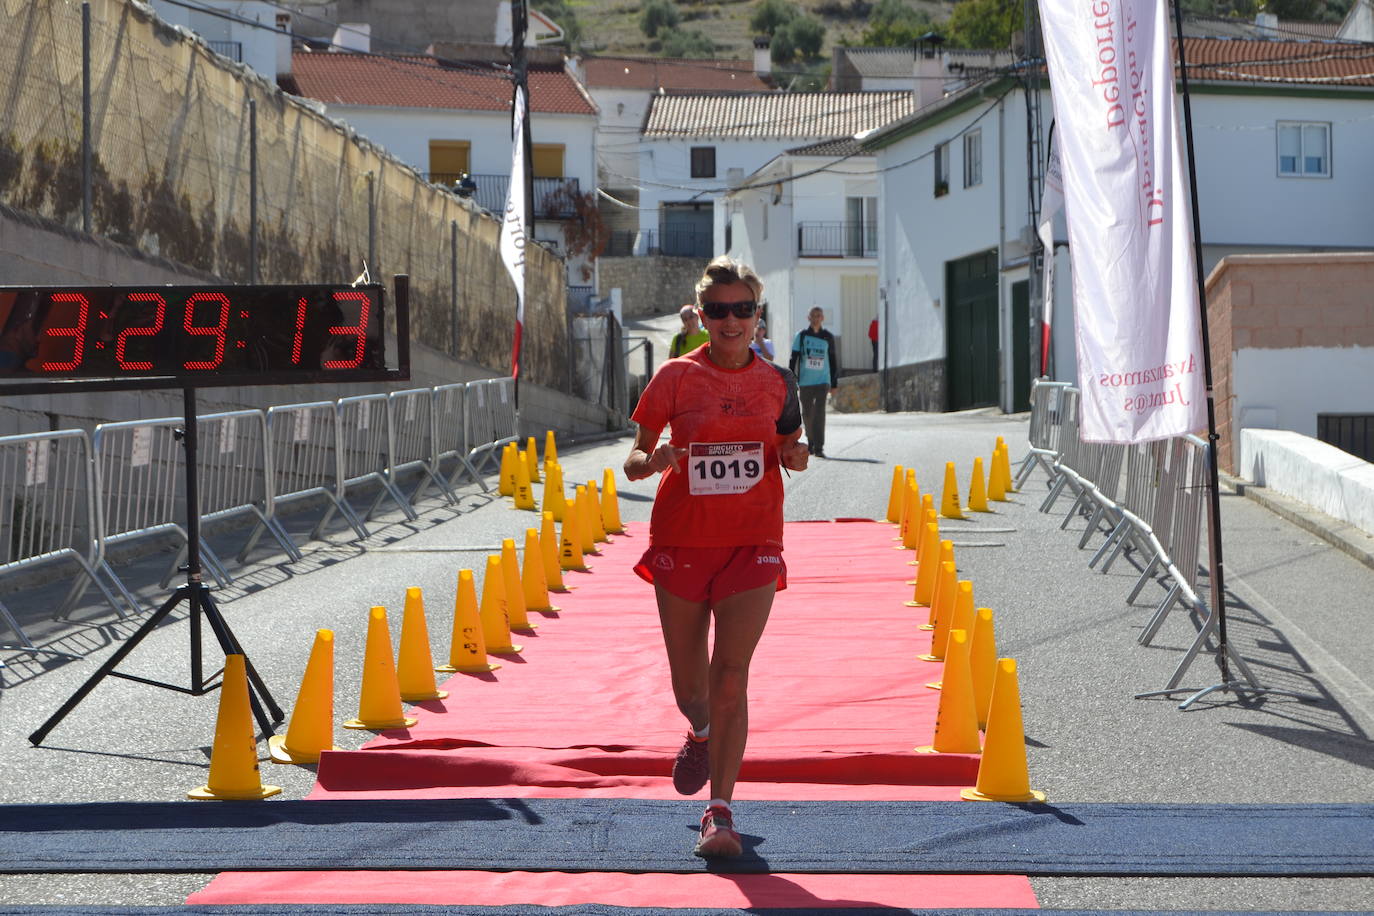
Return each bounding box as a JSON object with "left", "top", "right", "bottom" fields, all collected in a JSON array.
[{"left": 688, "top": 441, "right": 765, "bottom": 496}]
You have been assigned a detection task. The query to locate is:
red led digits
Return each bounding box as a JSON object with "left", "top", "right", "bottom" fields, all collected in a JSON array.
[
  {"left": 182, "top": 292, "right": 230, "bottom": 370},
  {"left": 115, "top": 293, "right": 167, "bottom": 370},
  {"left": 323, "top": 291, "right": 372, "bottom": 369},
  {"left": 290, "top": 297, "right": 308, "bottom": 365},
  {"left": 39, "top": 292, "right": 90, "bottom": 371}
]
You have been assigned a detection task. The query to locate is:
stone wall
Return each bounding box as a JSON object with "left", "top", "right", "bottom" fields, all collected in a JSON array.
[
  {"left": 880, "top": 358, "right": 946, "bottom": 413},
  {"left": 598, "top": 255, "right": 709, "bottom": 318}
]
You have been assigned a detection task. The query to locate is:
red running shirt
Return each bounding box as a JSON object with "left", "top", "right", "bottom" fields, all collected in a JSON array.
[{"left": 632, "top": 347, "right": 802, "bottom": 548}]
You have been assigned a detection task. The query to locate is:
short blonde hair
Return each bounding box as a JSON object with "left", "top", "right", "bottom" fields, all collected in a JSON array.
[{"left": 695, "top": 255, "right": 763, "bottom": 305}]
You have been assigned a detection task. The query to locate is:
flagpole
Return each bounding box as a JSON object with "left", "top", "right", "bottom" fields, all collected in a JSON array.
[
  {"left": 510, "top": 0, "right": 531, "bottom": 412},
  {"left": 1137, "top": 3, "right": 1317, "bottom": 709}
]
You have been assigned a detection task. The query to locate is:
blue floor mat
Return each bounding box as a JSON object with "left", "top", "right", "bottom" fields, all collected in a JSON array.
[{"left": 2, "top": 798, "right": 1371, "bottom": 876}]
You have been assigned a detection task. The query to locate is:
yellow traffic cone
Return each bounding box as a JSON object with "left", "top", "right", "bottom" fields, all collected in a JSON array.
[
  {"left": 344, "top": 606, "right": 417, "bottom": 730},
  {"left": 438, "top": 568, "right": 499, "bottom": 673},
  {"left": 269, "top": 629, "right": 338, "bottom": 765},
  {"left": 542, "top": 461, "right": 567, "bottom": 523},
  {"left": 910, "top": 504, "right": 938, "bottom": 572},
  {"left": 513, "top": 449, "right": 537, "bottom": 511},
  {"left": 479, "top": 555, "right": 522, "bottom": 654},
  {"left": 544, "top": 429, "right": 559, "bottom": 466},
  {"left": 397, "top": 587, "right": 447, "bottom": 702},
  {"left": 885, "top": 465, "right": 905, "bottom": 523},
  {"left": 525, "top": 436, "right": 541, "bottom": 482},
  {"left": 969, "top": 607, "right": 997, "bottom": 729},
  {"left": 988, "top": 444, "right": 1008, "bottom": 502},
  {"left": 523, "top": 527, "right": 560, "bottom": 613},
  {"left": 587, "top": 481, "right": 609, "bottom": 543},
  {"left": 560, "top": 502, "right": 587, "bottom": 571},
  {"left": 995, "top": 437, "right": 1016, "bottom": 493},
  {"left": 894, "top": 469, "right": 917, "bottom": 540},
  {"left": 961, "top": 658, "right": 1046, "bottom": 802},
  {"left": 927, "top": 580, "right": 974, "bottom": 689},
  {"left": 601, "top": 468, "right": 625, "bottom": 535},
  {"left": 915, "top": 629, "right": 981, "bottom": 755},
  {"left": 498, "top": 443, "right": 516, "bottom": 497},
  {"left": 575, "top": 485, "right": 598, "bottom": 555},
  {"left": 901, "top": 481, "right": 922, "bottom": 550},
  {"left": 905, "top": 525, "right": 942, "bottom": 608},
  {"left": 940, "top": 461, "right": 965, "bottom": 519},
  {"left": 967, "top": 458, "right": 990, "bottom": 512},
  {"left": 189, "top": 654, "right": 282, "bottom": 799},
  {"left": 542, "top": 512, "right": 571, "bottom": 591},
  {"left": 916, "top": 541, "right": 955, "bottom": 626},
  {"left": 501, "top": 538, "right": 537, "bottom": 632}
]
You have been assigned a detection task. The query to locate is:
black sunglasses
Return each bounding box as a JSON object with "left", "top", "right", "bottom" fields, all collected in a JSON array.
[{"left": 700, "top": 300, "right": 759, "bottom": 320}]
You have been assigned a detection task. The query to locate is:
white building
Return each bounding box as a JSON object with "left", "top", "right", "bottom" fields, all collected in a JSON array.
[
  {"left": 725, "top": 139, "right": 880, "bottom": 374},
  {"left": 149, "top": 0, "right": 293, "bottom": 79},
  {"left": 861, "top": 36, "right": 1374, "bottom": 414}
]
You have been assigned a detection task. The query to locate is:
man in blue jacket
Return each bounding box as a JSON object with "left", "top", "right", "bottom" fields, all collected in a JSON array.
[{"left": 789, "top": 307, "right": 838, "bottom": 458}]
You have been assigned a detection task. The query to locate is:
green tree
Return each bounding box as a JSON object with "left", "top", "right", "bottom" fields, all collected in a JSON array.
[
  {"left": 751, "top": 0, "right": 800, "bottom": 35},
  {"left": 659, "top": 27, "right": 717, "bottom": 58},
  {"left": 776, "top": 14, "right": 826, "bottom": 61},
  {"left": 532, "top": 1, "right": 583, "bottom": 49},
  {"left": 945, "top": 0, "right": 1023, "bottom": 49},
  {"left": 859, "top": 0, "right": 938, "bottom": 45},
  {"left": 640, "top": 0, "right": 682, "bottom": 38}
]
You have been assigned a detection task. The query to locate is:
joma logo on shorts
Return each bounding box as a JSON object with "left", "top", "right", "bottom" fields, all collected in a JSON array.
[{"left": 756, "top": 555, "right": 781, "bottom": 565}]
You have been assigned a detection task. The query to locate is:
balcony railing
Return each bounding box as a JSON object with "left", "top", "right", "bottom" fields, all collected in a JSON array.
[
  {"left": 208, "top": 40, "right": 243, "bottom": 62},
  {"left": 427, "top": 173, "right": 581, "bottom": 219},
  {"left": 797, "top": 220, "right": 878, "bottom": 258}
]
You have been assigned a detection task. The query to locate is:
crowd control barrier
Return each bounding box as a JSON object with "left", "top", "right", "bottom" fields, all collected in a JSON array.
[
  {"left": 388, "top": 387, "right": 455, "bottom": 509},
  {"left": 433, "top": 382, "right": 483, "bottom": 492},
  {"left": 463, "top": 378, "right": 519, "bottom": 481},
  {"left": 336, "top": 393, "right": 416, "bottom": 524},
  {"left": 0, "top": 431, "right": 126, "bottom": 670},
  {"left": 257, "top": 400, "right": 368, "bottom": 545},
  {"left": 1015, "top": 379, "right": 1072, "bottom": 489}
]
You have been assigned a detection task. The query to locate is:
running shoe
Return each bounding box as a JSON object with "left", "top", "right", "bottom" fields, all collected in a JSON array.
[
  {"left": 694, "top": 804, "right": 742, "bottom": 858},
  {"left": 671, "top": 733, "right": 709, "bottom": 795}
]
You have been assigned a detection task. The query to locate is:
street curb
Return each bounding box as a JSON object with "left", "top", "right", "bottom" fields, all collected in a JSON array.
[{"left": 1221, "top": 472, "right": 1374, "bottom": 572}]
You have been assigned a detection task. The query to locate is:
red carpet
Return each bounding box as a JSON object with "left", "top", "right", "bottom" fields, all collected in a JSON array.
[{"left": 190, "top": 520, "right": 1036, "bottom": 909}]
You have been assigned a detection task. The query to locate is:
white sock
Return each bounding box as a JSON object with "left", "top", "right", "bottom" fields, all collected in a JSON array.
[
  {"left": 691, "top": 723, "right": 710, "bottom": 740},
  {"left": 708, "top": 797, "right": 730, "bottom": 812}
]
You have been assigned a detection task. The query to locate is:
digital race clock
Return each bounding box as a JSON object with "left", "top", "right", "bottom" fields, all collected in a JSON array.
[{"left": 0, "top": 281, "right": 410, "bottom": 394}]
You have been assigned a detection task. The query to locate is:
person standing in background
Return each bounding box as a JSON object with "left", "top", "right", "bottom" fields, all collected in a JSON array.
[
  {"left": 868, "top": 316, "right": 879, "bottom": 372},
  {"left": 751, "top": 321, "right": 775, "bottom": 361},
  {"left": 668, "top": 303, "right": 710, "bottom": 359},
  {"left": 789, "top": 307, "right": 838, "bottom": 458}
]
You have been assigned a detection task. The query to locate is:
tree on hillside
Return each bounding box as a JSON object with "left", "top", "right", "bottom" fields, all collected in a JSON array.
[
  {"left": 659, "top": 27, "right": 717, "bottom": 58},
  {"left": 750, "top": 0, "right": 800, "bottom": 35},
  {"left": 945, "top": 0, "right": 1023, "bottom": 49},
  {"left": 533, "top": 1, "right": 584, "bottom": 49},
  {"left": 858, "top": 0, "right": 938, "bottom": 46},
  {"left": 750, "top": 0, "right": 827, "bottom": 63},
  {"left": 641, "top": 0, "right": 682, "bottom": 38}
]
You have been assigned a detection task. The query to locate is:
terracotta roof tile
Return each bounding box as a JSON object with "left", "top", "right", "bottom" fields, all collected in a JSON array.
[
  {"left": 289, "top": 52, "right": 597, "bottom": 115},
  {"left": 1179, "top": 37, "right": 1374, "bottom": 87},
  {"left": 582, "top": 56, "right": 771, "bottom": 92},
  {"left": 644, "top": 91, "right": 914, "bottom": 139}
]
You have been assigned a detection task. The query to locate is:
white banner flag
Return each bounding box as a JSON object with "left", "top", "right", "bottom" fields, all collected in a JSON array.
[
  {"left": 1038, "top": 0, "right": 1206, "bottom": 442},
  {"left": 501, "top": 85, "right": 529, "bottom": 379},
  {"left": 1037, "top": 129, "right": 1064, "bottom": 377}
]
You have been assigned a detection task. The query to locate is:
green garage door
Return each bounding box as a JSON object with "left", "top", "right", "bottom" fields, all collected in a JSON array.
[{"left": 945, "top": 249, "right": 999, "bottom": 410}]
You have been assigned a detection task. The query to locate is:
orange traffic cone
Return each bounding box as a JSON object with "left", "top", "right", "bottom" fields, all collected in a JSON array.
[
  {"left": 894, "top": 469, "right": 917, "bottom": 540},
  {"left": 915, "top": 629, "right": 981, "bottom": 755},
  {"left": 940, "top": 461, "right": 965, "bottom": 519},
  {"left": 968, "top": 607, "right": 997, "bottom": 729},
  {"left": 901, "top": 481, "right": 922, "bottom": 550},
  {"left": 344, "top": 606, "right": 417, "bottom": 730},
  {"left": 438, "top": 568, "right": 499, "bottom": 673},
  {"left": 994, "top": 437, "right": 1016, "bottom": 493},
  {"left": 501, "top": 538, "right": 537, "bottom": 632},
  {"left": 967, "top": 458, "right": 990, "bottom": 512},
  {"left": 542, "top": 512, "right": 570, "bottom": 591},
  {"left": 560, "top": 501, "right": 587, "bottom": 571},
  {"left": 544, "top": 429, "right": 559, "bottom": 467},
  {"left": 587, "top": 481, "right": 609, "bottom": 543},
  {"left": 906, "top": 525, "right": 942, "bottom": 608},
  {"left": 498, "top": 443, "right": 516, "bottom": 497},
  {"left": 189, "top": 654, "right": 282, "bottom": 798},
  {"left": 917, "top": 541, "right": 955, "bottom": 628},
  {"left": 927, "top": 580, "right": 974, "bottom": 689},
  {"left": 601, "top": 468, "right": 625, "bottom": 535},
  {"left": 542, "top": 461, "right": 567, "bottom": 522},
  {"left": 919, "top": 558, "right": 958, "bottom": 650},
  {"left": 961, "top": 658, "right": 1045, "bottom": 802},
  {"left": 525, "top": 436, "right": 541, "bottom": 483},
  {"left": 523, "top": 527, "right": 560, "bottom": 613},
  {"left": 988, "top": 443, "right": 1009, "bottom": 502},
  {"left": 397, "top": 587, "right": 447, "bottom": 702},
  {"left": 269, "top": 630, "right": 338, "bottom": 765},
  {"left": 479, "top": 555, "right": 522, "bottom": 654},
  {"left": 885, "top": 465, "right": 905, "bottom": 523},
  {"left": 574, "top": 485, "right": 598, "bottom": 555},
  {"left": 513, "top": 448, "right": 537, "bottom": 511}
]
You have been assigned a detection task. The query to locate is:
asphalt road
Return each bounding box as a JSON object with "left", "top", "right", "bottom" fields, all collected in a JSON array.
[{"left": 2, "top": 408, "right": 1372, "bottom": 911}]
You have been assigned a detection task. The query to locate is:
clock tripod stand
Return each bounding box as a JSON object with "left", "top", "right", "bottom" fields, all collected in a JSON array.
[{"left": 30, "top": 385, "right": 283, "bottom": 745}]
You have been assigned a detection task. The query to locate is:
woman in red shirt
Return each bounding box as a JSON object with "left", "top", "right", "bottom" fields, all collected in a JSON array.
[{"left": 625, "top": 256, "right": 809, "bottom": 857}]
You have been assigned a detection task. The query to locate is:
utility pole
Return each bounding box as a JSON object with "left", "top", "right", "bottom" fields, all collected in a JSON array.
[{"left": 511, "top": 0, "right": 535, "bottom": 231}]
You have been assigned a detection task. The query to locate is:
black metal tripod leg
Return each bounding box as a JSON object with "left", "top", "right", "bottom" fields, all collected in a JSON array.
[
  {"left": 29, "top": 587, "right": 188, "bottom": 746},
  {"left": 197, "top": 587, "right": 283, "bottom": 733}
]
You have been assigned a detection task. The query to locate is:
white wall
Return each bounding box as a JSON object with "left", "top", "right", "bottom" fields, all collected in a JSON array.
[
  {"left": 1232, "top": 345, "right": 1374, "bottom": 439},
  {"left": 587, "top": 87, "right": 650, "bottom": 188},
  {"left": 151, "top": 0, "right": 289, "bottom": 79},
  {"left": 639, "top": 137, "right": 809, "bottom": 237},
  {"left": 1190, "top": 92, "right": 1374, "bottom": 251}
]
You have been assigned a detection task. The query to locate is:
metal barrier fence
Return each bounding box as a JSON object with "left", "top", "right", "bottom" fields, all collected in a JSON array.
[{"left": 0, "top": 377, "right": 525, "bottom": 655}]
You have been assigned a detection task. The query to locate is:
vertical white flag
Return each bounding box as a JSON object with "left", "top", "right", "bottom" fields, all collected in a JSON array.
[
  {"left": 1038, "top": 0, "right": 1206, "bottom": 442},
  {"left": 501, "top": 85, "right": 529, "bottom": 379},
  {"left": 1037, "top": 130, "right": 1063, "bottom": 377}
]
